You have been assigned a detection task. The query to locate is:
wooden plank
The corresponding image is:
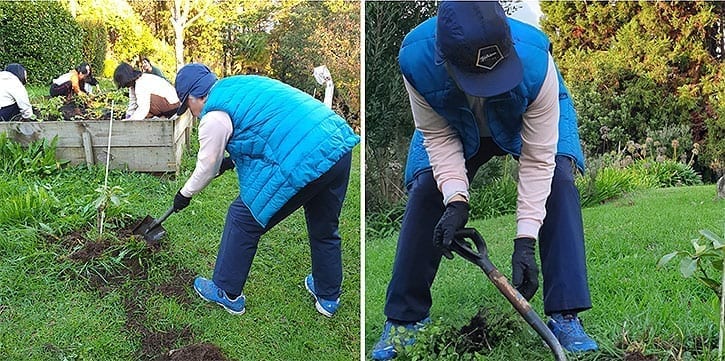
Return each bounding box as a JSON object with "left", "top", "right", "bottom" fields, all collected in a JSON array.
[
  {"left": 0, "top": 120, "right": 172, "bottom": 147},
  {"left": 0, "top": 113, "right": 192, "bottom": 173},
  {"left": 57, "top": 146, "right": 176, "bottom": 173}
]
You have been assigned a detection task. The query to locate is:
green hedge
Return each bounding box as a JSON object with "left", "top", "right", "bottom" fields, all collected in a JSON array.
[
  {"left": 0, "top": 1, "right": 83, "bottom": 85},
  {"left": 79, "top": 19, "right": 106, "bottom": 78}
]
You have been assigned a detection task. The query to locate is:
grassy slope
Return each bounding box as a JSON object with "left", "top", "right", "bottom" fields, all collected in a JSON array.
[
  {"left": 0, "top": 138, "right": 361, "bottom": 360},
  {"left": 365, "top": 185, "right": 724, "bottom": 360}
]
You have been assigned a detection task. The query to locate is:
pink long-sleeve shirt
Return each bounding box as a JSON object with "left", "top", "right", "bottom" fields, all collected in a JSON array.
[{"left": 405, "top": 55, "right": 559, "bottom": 240}]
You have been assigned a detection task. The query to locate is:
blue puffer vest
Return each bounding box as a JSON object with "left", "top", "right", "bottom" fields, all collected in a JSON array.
[
  {"left": 201, "top": 76, "right": 360, "bottom": 227},
  {"left": 399, "top": 17, "right": 585, "bottom": 185}
]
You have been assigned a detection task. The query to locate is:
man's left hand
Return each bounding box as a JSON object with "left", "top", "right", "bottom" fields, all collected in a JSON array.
[
  {"left": 511, "top": 237, "right": 539, "bottom": 300},
  {"left": 216, "top": 157, "right": 235, "bottom": 177}
]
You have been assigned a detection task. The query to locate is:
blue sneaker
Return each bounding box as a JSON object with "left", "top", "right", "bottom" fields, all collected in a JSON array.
[
  {"left": 304, "top": 274, "right": 339, "bottom": 317},
  {"left": 371, "top": 317, "right": 431, "bottom": 360},
  {"left": 547, "top": 313, "right": 598, "bottom": 352},
  {"left": 193, "top": 277, "right": 245, "bottom": 315}
]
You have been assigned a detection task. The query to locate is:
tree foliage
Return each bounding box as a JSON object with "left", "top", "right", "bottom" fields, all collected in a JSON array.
[
  {"left": 365, "top": 1, "right": 437, "bottom": 211},
  {"left": 0, "top": 1, "right": 83, "bottom": 85},
  {"left": 269, "top": 1, "right": 360, "bottom": 125},
  {"left": 79, "top": 18, "right": 107, "bottom": 77},
  {"left": 541, "top": 1, "right": 725, "bottom": 176}
]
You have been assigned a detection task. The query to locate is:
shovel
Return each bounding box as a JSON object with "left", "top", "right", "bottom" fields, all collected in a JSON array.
[
  {"left": 450, "top": 228, "right": 567, "bottom": 361},
  {"left": 132, "top": 206, "right": 175, "bottom": 244}
]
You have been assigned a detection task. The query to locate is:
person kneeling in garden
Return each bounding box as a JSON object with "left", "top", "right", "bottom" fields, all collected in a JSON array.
[
  {"left": 0, "top": 63, "right": 34, "bottom": 121},
  {"left": 168, "top": 63, "right": 359, "bottom": 317},
  {"left": 113, "top": 62, "right": 180, "bottom": 120},
  {"left": 371, "top": 2, "right": 597, "bottom": 359},
  {"left": 50, "top": 62, "right": 98, "bottom": 98}
]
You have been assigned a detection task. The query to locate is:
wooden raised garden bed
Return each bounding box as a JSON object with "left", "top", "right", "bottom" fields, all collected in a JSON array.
[{"left": 0, "top": 112, "right": 193, "bottom": 175}]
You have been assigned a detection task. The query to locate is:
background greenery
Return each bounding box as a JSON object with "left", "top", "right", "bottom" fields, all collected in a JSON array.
[
  {"left": 365, "top": 1, "right": 724, "bottom": 215},
  {"left": 0, "top": 0, "right": 359, "bottom": 127}
]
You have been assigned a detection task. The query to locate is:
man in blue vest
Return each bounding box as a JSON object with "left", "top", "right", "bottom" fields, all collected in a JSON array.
[
  {"left": 371, "top": 2, "right": 597, "bottom": 359},
  {"left": 170, "top": 63, "right": 359, "bottom": 317}
]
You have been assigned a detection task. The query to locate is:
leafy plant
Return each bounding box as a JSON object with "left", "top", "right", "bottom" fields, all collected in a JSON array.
[
  {"left": 91, "top": 185, "right": 128, "bottom": 239},
  {"left": 658, "top": 227, "right": 725, "bottom": 358},
  {"left": 0, "top": 133, "right": 68, "bottom": 175}
]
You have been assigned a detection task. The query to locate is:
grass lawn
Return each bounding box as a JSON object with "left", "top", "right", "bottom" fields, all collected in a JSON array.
[
  {"left": 0, "top": 131, "right": 361, "bottom": 360},
  {"left": 365, "top": 185, "right": 724, "bottom": 360}
]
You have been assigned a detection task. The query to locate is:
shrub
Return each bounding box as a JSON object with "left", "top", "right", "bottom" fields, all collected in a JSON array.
[
  {"left": 630, "top": 160, "right": 703, "bottom": 187},
  {"left": 78, "top": 18, "right": 106, "bottom": 77},
  {"left": 0, "top": 1, "right": 83, "bottom": 85}
]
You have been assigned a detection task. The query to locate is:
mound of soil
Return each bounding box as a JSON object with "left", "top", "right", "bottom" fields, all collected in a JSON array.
[
  {"left": 159, "top": 343, "right": 231, "bottom": 361},
  {"left": 49, "top": 219, "right": 232, "bottom": 360},
  {"left": 458, "top": 308, "right": 498, "bottom": 351}
]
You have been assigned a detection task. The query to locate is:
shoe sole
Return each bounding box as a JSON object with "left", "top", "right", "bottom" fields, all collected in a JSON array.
[
  {"left": 194, "top": 286, "right": 245, "bottom": 315},
  {"left": 304, "top": 278, "right": 334, "bottom": 318}
]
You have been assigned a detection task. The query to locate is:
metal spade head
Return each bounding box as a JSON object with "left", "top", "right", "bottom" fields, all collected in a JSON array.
[{"left": 131, "top": 215, "right": 167, "bottom": 244}]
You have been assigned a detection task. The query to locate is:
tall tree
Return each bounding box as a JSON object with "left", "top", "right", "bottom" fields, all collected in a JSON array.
[{"left": 170, "top": 0, "right": 211, "bottom": 70}]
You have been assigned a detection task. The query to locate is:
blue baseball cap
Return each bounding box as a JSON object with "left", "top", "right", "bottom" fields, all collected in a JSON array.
[
  {"left": 435, "top": 1, "right": 523, "bottom": 97},
  {"left": 175, "top": 63, "right": 218, "bottom": 115}
]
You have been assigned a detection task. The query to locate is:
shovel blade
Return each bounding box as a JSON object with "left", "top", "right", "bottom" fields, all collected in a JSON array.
[{"left": 132, "top": 215, "right": 167, "bottom": 244}]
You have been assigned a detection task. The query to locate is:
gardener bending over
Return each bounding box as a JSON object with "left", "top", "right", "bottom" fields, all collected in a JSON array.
[
  {"left": 50, "top": 62, "right": 98, "bottom": 98},
  {"left": 371, "top": 2, "right": 597, "bottom": 359},
  {"left": 0, "top": 63, "right": 34, "bottom": 121},
  {"left": 113, "top": 62, "right": 180, "bottom": 120},
  {"left": 169, "top": 63, "right": 359, "bottom": 317}
]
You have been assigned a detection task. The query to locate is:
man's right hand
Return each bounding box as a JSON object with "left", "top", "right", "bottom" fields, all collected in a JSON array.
[
  {"left": 433, "top": 201, "right": 469, "bottom": 259},
  {"left": 173, "top": 190, "right": 191, "bottom": 212}
]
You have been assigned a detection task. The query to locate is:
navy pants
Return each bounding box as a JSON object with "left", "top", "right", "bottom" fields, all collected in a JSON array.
[
  {"left": 212, "top": 151, "right": 352, "bottom": 300},
  {"left": 384, "top": 138, "right": 592, "bottom": 322},
  {"left": 0, "top": 103, "right": 20, "bottom": 121}
]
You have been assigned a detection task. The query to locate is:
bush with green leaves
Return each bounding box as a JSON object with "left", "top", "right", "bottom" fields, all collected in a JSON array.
[
  {"left": 541, "top": 1, "right": 724, "bottom": 176},
  {"left": 0, "top": 1, "right": 83, "bottom": 85},
  {"left": 78, "top": 18, "right": 106, "bottom": 77}
]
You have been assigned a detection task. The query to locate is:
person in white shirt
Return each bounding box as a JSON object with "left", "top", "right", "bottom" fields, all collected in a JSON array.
[
  {"left": 112, "top": 62, "right": 179, "bottom": 120},
  {"left": 0, "top": 63, "right": 33, "bottom": 121},
  {"left": 50, "top": 63, "right": 98, "bottom": 98},
  {"left": 371, "top": 2, "right": 596, "bottom": 360}
]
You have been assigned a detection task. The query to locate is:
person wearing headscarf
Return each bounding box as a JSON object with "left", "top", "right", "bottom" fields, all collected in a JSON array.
[{"left": 0, "top": 63, "right": 33, "bottom": 121}]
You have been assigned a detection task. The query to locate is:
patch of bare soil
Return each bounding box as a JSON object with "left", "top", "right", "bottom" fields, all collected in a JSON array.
[
  {"left": 456, "top": 308, "right": 500, "bottom": 352},
  {"left": 50, "top": 219, "right": 232, "bottom": 360},
  {"left": 156, "top": 267, "right": 196, "bottom": 305},
  {"left": 158, "top": 343, "right": 231, "bottom": 361},
  {"left": 426, "top": 308, "right": 519, "bottom": 357}
]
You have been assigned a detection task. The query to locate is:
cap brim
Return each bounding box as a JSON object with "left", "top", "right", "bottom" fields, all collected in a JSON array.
[
  {"left": 176, "top": 92, "right": 190, "bottom": 116},
  {"left": 448, "top": 51, "right": 523, "bottom": 97}
]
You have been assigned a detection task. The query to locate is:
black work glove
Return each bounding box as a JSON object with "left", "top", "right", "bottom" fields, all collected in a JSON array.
[
  {"left": 511, "top": 237, "right": 539, "bottom": 300},
  {"left": 433, "top": 201, "right": 469, "bottom": 259},
  {"left": 216, "top": 157, "right": 235, "bottom": 177},
  {"left": 173, "top": 190, "right": 191, "bottom": 213}
]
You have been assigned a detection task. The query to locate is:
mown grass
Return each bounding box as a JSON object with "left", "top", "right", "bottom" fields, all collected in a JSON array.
[
  {"left": 365, "top": 185, "right": 724, "bottom": 360},
  {"left": 0, "top": 133, "right": 361, "bottom": 360}
]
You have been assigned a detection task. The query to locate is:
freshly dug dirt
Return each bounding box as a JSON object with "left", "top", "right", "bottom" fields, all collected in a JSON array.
[
  {"left": 158, "top": 343, "right": 231, "bottom": 361},
  {"left": 51, "top": 219, "right": 231, "bottom": 360},
  {"left": 156, "top": 267, "right": 197, "bottom": 305},
  {"left": 457, "top": 308, "right": 498, "bottom": 352}
]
